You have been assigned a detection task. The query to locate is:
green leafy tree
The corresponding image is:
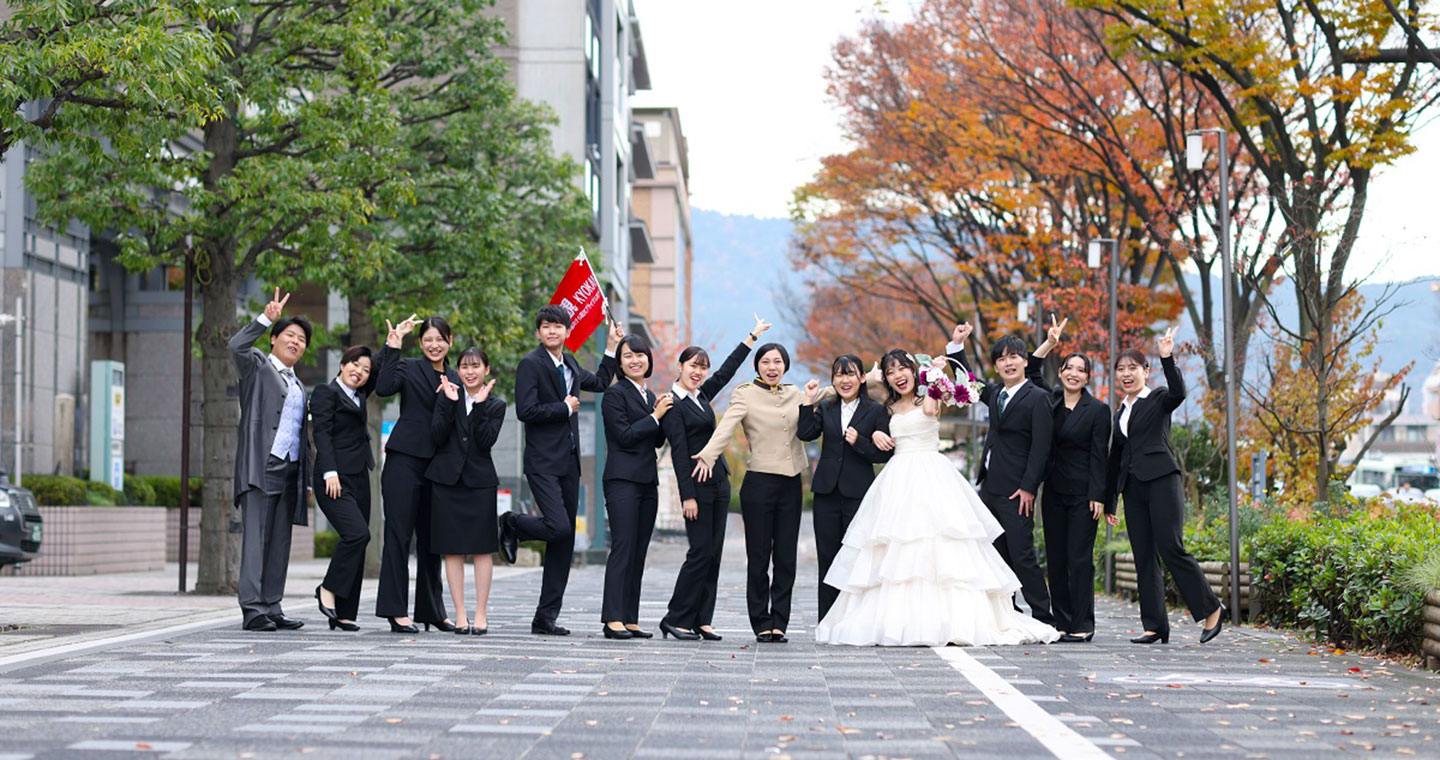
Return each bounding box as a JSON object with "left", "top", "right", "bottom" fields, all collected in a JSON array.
[{"left": 0, "top": 0, "right": 226, "bottom": 158}]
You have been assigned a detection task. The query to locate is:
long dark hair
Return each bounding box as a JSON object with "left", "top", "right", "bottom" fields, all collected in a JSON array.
[
  {"left": 1060, "top": 351, "right": 1092, "bottom": 381},
  {"left": 879, "top": 349, "right": 919, "bottom": 410}
]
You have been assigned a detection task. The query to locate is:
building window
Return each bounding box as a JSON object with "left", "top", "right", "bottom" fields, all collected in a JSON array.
[{"left": 139, "top": 264, "right": 184, "bottom": 292}]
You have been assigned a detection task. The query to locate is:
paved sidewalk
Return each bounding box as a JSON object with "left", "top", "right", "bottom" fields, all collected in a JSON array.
[{"left": 0, "top": 515, "right": 1436, "bottom": 759}]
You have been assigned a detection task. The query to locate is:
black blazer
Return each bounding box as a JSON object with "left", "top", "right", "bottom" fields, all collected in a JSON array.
[
  {"left": 310, "top": 377, "right": 377, "bottom": 479},
  {"left": 375, "top": 346, "right": 461, "bottom": 459},
  {"left": 663, "top": 342, "right": 751, "bottom": 502},
  {"left": 514, "top": 345, "right": 617, "bottom": 474},
  {"left": 950, "top": 348, "right": 1054, "bottom": 497},
  {"left": 797, "top": 395, "right": 891, "bottom": 499},
  {"left": 425, "top": 395, "right": 505, "bottom": 488},
  {"left": 602, "top": 380, "right": 667, "bottom": 484},
  {"left": 1106, "top": 355, "right": 1186, "bottom": 505},
  {"left": 1024, "top": 355, "right": 1111, "bottom": 510}
]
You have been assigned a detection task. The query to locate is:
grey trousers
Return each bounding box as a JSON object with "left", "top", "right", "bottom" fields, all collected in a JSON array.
[{"left": 238, "top": 455, "right": 299, "bottom": 625}]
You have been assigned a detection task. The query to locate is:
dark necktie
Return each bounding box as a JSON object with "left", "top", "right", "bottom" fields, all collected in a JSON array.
[{"left": 557, "top": 361, "right": 575, "bottom": 451}]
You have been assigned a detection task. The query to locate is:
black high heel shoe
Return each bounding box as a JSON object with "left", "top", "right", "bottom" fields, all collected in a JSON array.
[
  {"left": 659, "top": 619, "right": 700, "bottom": 641},
  {"left": 315, "top": 586, "right": 338, "bottom": 621},
  {"left": 625, "top": 626, "right": 653, "bottom": 639},
  {"left": 423, "top": 620, "right": 457, "bottom": 633},
  {"left": 1200, "top": 607, "right": 1227, "bottom": 644},
  {"left": 697, "top": 627, "right": 722, "bottom": 641},
  {"left": 1130, "top": 630, "right": 1170, "bottom": 644},
  {"left": 471, "top": 627, "right": 487, "bottom": 635},
  {"left": 388, "top": 618, "right": 419, "bottom": 634},
  {"left": 453, "top": 625, "right": 473, "bottom": 635},
  {"left": 602, "top": 625, "right": 634, "bottom": 640},
  {"left": 329, "top": 618, "right": 360, "bottom": 632}
]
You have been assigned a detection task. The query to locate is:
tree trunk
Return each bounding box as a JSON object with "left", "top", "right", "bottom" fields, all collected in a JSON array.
[{"left": 348, "top": 294, "right": 386, "bottom": 580}]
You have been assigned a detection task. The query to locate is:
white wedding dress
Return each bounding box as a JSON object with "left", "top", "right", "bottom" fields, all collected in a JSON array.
[{"left": 815, "top": 407, "right": 1061, "bottom": 647}]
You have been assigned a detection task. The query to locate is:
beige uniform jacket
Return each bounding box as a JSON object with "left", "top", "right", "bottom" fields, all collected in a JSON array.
[{"left": 696, "top": 380, "right": 809, "bottom": 478}]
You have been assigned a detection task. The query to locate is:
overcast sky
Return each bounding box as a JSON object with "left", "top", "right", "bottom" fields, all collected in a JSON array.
[{"left": 631, "top": 0, "right": 1438, "bottom": 283}]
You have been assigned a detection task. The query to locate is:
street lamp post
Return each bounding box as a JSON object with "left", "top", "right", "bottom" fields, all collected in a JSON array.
[
  {"left": 1186, "top": 128, "right": 1243, "bottom": 627},
  {"left": 0, "top": 300, "right": 23, "bottom": 484},
  {"left": 1088, "top": 238, "right": 1119, "bottom": 593}
]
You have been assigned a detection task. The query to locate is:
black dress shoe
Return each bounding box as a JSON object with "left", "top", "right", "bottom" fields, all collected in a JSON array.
[
  {"left": 755, "top": 632, "right": 776, "bottom": 643},
  {"left": 659, "top": 619, "right": 700, "bottom": 641},
  {"left": 1059, "top": 632, "right": 1095, "bottom": 643},
  {"left": 454, "top": 626, "right": 473, "bottom": 635},
  {"left": 388, "top": 618, "right": 419, "bottom": 633},
  {"left": 498, "top": 512, "right": 519, "bottom": 564},
  {"left": 423, "top": 620, "right": 457, "bottom": 633},
  {"left": 532, "top": 619, "right": 571, "bottom": 636},
  {"left": 698, "top": 628, "right": 722, "bottom": 641},
  {"left": 1200, "top": 607, "right": 1227, "bottom": 644},
  {"left": 1130, "top": 630, "right": 1170, "bottom": 644},
  {"left": 602, "top": 625, "right": 633, "bottom": 639},
  {"left": 268, "top": 614, "right": 305, "bottom": 630},
  {"left": 471, "top": 627, "right": 487, "bottom": 636},
  {"left": 244, "top": 617, "right": 278, "bottom": 632},
  {"left": 329, "top": 619, "right": 360, "bottom": 632},
  {"left": 315, "top": 586, "right": 338, "bottom": 621},
  {"left": 771, "top": 632, "right": 789, "bottom": 643},
  {"left": 625, "top": 626, "right": 653, "bottom": 639}
]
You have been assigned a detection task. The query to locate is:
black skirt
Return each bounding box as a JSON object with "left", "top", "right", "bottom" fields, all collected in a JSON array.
[{"left": 429, "top": 483, "right": 499, "bottom": 555}]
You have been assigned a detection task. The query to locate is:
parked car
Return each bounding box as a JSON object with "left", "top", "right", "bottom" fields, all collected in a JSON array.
[
  {"left": 1348, "top": 482, "right": 1382, "bottom": 499},
  {"left": 0, "top": 480, "right": 42, "bottom": 568}
]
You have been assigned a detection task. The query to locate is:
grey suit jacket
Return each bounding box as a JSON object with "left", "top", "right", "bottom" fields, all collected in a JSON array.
[{"left": 229, "top": 316, "right": 310, "bottom": 525}]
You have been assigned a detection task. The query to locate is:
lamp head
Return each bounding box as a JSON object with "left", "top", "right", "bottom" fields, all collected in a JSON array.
[
  {"left": 1087, "top": 240, "right": 1103, "bottom": 268},
  {"left": 1186, "top": 133, "right": 1205, "bottom": 171}
]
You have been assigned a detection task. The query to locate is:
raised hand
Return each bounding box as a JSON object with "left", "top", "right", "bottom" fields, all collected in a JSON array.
[
  {"left": 437, "top": 375, "right": 460, "bottom": 401},
  {"left": 803, "top": 378, "right": 821, "bottom": 404},
  {"left": 1157, "top": 325, "right": 1179, "bottom": 358},
  {"left": 473, "top": 379, "right": 497, "bottom": 404},
  {"left": 652, "top": 392, "right": 674, "bottom": 420},
  {"left": 752, "top": 313, "right": 772, "bottom": 339},
  {"left": 607, "top": 320, "right": 625, "bottom": 349},
  {"left": 264, "top": 287, "right": 290, "bottom": 322},
  {"left": 386, "top": 313, "right": 419, "bottom": 348},
  {"left": 951, "top": 321, "right": 974, "bottom": 347},
  {"left": 1045, "top": 314, "right": 1068, "bottom": 346}
]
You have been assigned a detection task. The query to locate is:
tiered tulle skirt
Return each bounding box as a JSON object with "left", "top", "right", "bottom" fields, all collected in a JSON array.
[{"left": 815, "top": 451, "right": 1060, "bottom": 647}]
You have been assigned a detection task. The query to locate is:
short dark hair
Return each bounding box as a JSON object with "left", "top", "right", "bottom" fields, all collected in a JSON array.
[
  {"left": 535, "top": 304, "right": 572, "bottom": 329},
  {"left": 270, "top": 316, "right": 312, "bottom": 345},
  {"left": 617, "top": 335, "right": 654, "bottom": 378},
  {"left": 457, "top": 346, "right": 490, "bottom": 368},
  {"left": 418, "top": 316, "right": 452, "bottom": 344},
  {"left": 831, "top": 353, "right": 866, "bottom": 394},
  {"left": 678, "top": 345, "right": 710, "bottom": 369},
  {"left": 1114, "top": 347, "right": 1149, "bottom": 370},
  {"left": 339, "top": 345, "right": 371, "bottom": 367},
  {"left": 753, "top": 343, "right": 790, "bottom": 375},
  {"left": 1060, "top": 351, "right": 1092, "bottom": 378},
  {"left": 879, "top": 349, "right": 919, "bottom": 409},
  {"left": 989, "top": 336, "right": 1027, "bottom": 364}
]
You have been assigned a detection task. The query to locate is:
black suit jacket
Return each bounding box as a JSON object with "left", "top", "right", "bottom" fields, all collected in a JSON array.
[
  {"left": 797, "top": 395, "right": 891, "bottom": 499},
  {"left": 602, "top": 380, "right": 667, "bottom": 484},
  {"left": 1024, "top": 355, "right": 1111, "bottom": 509},
  {"left": 663, "top": 342, "right": 751, "bottom": 502},
  {"left": 1106, "top": 355, "right": 1186, "bottom": 507},
  {"left": 950, "top": 348, "right": 1053, "bottom": 497},
  {"left": 425, "top": 395, "right": 505, "bottom": 488},
  {"left": 310, "top": 378, "right": 377, "bottom": 480},
  {"left": 376, "top": 346, "right": 461, "bottom": 459},
  {"left": 514, "top": 345, "right": 617, "bottom": 475}
]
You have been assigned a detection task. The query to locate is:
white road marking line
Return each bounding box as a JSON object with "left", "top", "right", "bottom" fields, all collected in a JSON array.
[
  {"left": 933, "top": 646, "right": 1112, "bottom": 760},
  {"left": 0, "top": 617, "right": 232, "bottom": 672}
]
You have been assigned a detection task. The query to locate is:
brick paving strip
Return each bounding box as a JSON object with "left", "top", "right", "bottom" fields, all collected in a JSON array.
[{"left": 0, "top": 514, "right": 1436, "bottom": 759}]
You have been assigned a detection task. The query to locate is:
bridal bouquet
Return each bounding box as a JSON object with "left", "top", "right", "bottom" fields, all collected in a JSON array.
[{"left": 913, "top": 354, "right": 984, "bottom": 409}]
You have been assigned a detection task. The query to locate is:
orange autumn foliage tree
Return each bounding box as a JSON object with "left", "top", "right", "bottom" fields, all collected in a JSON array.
[{"left": 791, "top": 0, "right": 1278, "bottom": 390}]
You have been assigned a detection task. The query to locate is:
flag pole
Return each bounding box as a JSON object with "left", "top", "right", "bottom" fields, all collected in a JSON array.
[{"left": 577, "top": 244, "right": 616, "bottom": 327}]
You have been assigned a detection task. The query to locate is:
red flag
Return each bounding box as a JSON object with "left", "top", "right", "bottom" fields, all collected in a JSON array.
[{"left": 549, "top": 251, "right": 608, "bottom": 352}]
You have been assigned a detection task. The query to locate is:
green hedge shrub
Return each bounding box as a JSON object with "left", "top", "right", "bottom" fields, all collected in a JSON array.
[
  {"left": 136, "top": 476, "right": 204, "bottom": 508},
  {"left": 1250, "top": 505, "right": 1440, "bottom": 654},
  {"left": 123, "top": 475, "right": 158, "bottom": 506},
  {"left": 23, "top": 475, "right": 88, "bottom": 506},
  {"left": 314, "top": 530, "right": 339, "bottom": 559}
]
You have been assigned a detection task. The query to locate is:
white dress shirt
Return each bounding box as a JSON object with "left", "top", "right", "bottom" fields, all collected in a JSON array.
[
  {"left": 547, "top": 348, "right": 616, "bottom": 415},
  {"left": 323, "top": 379, "right": 361, "bottom": 482},
  {"left": 839, "top": 397, "right": 860, "bottom": 431},
  {"left": 1118, "top": 385, "right": 1153, "bottom": 437},
  {"left": 672, "top": 384, "right": 706, "bottom": 413}
]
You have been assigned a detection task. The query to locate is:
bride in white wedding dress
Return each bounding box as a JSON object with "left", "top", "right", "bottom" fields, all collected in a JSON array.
[{"left": 815, "top": 350, "right": 1060, "bottom": 647}]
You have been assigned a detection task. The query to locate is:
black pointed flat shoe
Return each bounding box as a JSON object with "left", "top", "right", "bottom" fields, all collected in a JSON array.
[
  {"left": 697, "top": 628, "right": 722, "bottom": 641},
  {"left": 602, "top": 625, "right": 633, "bottom": 640},
  {"left": 1200, "top": 607, "right": 1227, "bottom": 644}
]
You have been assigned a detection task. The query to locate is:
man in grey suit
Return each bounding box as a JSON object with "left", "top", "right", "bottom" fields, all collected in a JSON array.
[{"left": 230, "top": 288, "right": 312, "bottom": 631}]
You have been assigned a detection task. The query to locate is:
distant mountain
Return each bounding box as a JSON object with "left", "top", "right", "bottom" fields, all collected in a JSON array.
[{"left": 690, "top": 208, "right": 1440, "bottom": 408}]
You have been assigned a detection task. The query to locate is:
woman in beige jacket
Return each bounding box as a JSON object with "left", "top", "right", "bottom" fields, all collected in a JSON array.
[{"left": 693, "top": 343, "right": 810, "bottom": 642}]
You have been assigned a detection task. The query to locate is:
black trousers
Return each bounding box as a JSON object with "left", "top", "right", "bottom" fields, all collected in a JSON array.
[
  {"left": 1041, "top": 493, "right": 1098, "bottom": 634},
  {"left": 981, "top": 488, "right": 1054, "bottom": 626},
  {"left": 516, "top": 468, "right": 580, "bottom": 623},
  {"left": 316, "top": 470, "right": 371, "bottom": 621},
  {"left": 813, "top": 491, "right": 862, "bottom": 621},
  {"left": 376, "top": 452, "right": 447, "bottom": 622},
  {"left": 666, "top": 478, "right": 730, "bottom": 629},
  {"left": 1124, "top": 472, "right": 1221, "bottom": 632},
  {"left": 601, "top": 479, "right": 659, "bottom": 623},
  {"left": 238, "top": 456, "right": 299, "bottom": 626},
  {"left": 740, "top": 472, "right": 802, "bottom": 634}
]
